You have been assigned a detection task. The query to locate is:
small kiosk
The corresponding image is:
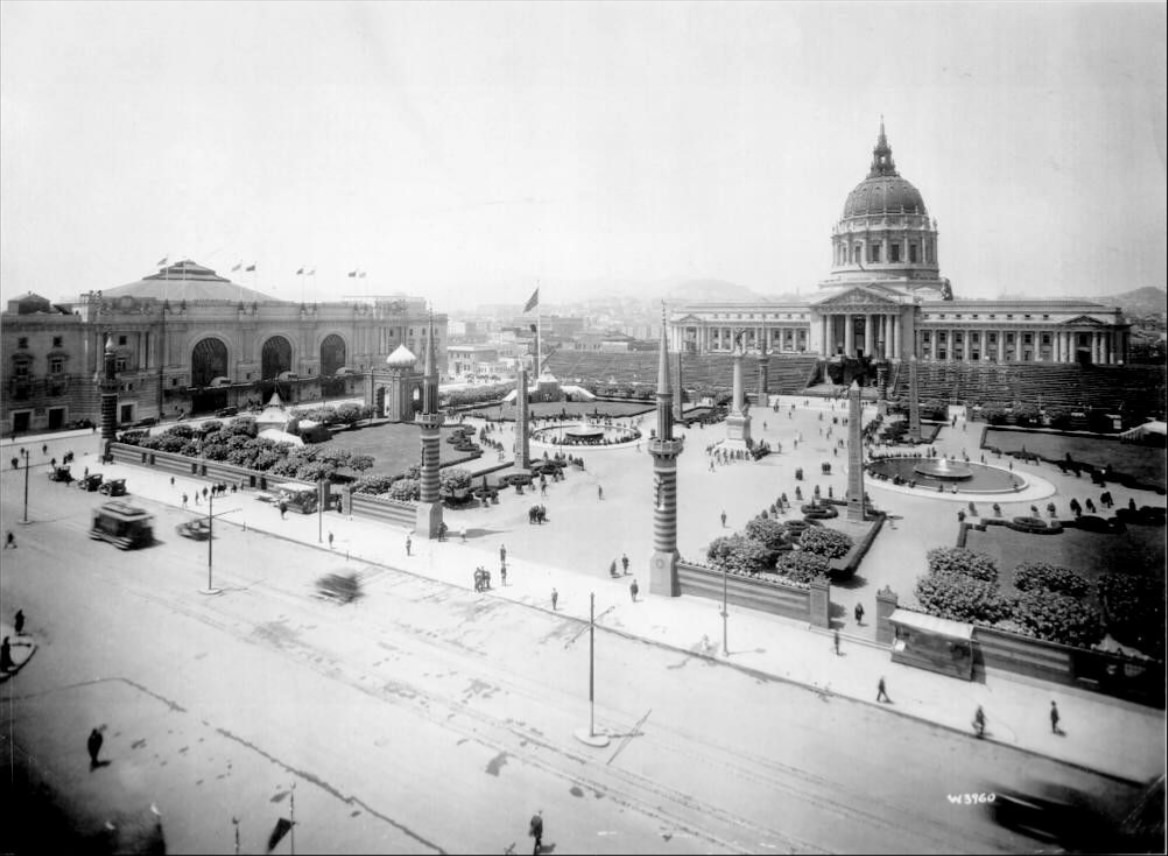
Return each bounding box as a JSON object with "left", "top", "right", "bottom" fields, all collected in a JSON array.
[{"left": 889, "top": 609, "right": 974, "bottom": 680}]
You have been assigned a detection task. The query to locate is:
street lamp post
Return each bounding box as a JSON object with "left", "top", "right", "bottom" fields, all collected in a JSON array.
[
  {"left": 573, "top": 592, "right": 611, "bottom": 747},
  {"left": 722, "top": 562, "right": 729, "bottom": 656},
  {"left": 20, "top": 447, "right": 30, "bottom": 524},
  {"left": 317, "top": 478, "right": 324, "bottom": 543},
  {"left": 200, "top": 492, "right": 239, "bottom": 596}
]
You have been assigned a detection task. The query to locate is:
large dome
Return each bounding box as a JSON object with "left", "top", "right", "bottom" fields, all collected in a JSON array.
[
  {"left": 843, "top": 176, "right": 927, "bottom": 218},
  {"left": 841, "top": 121, "right": 928, "bottom": 218}
]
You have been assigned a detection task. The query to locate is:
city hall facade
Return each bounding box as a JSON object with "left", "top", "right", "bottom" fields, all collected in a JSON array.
[{"left": 669, "top": 124, "right": 1130, "bottom": 366}]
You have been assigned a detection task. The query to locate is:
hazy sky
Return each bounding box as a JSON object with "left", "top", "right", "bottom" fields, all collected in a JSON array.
[{"left": 2, "top": 1, "right": 1165, "bottom": 310}]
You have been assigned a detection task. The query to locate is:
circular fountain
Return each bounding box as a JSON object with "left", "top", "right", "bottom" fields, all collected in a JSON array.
[{"left": 913, "top": 456, "right": 974, "bottom": 480}]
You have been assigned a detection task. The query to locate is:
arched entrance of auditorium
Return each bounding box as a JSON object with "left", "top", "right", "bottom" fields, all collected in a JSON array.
[
  {"left": 261, "top": 335, "right": 293, "bottom": 402},
  {"left": 320, "top": 334, "right": 347, "bottom": 398},
  {"left": 190, "top": 337, "right": 229, "bottom": 414}
]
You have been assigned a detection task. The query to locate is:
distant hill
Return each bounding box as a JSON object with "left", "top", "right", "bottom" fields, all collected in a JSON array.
[{"left": 1091, "top": 287, "right": 1167, "bottom": 318}]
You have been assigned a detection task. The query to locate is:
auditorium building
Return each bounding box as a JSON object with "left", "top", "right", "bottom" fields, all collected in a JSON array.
[
  {"left": 1, "top": 260, "right": 447, "bottom": 434},
  {"left": 668, "top": 124, "right": 1130, "bottom": 367}
]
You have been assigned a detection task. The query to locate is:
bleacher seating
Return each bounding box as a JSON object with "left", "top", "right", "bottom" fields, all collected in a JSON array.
[
  {"left": 544, "top": 351, "right": 820, "bottom": 397},
  {"left": 888, "top": 361, "right": 1167, "bottom": 416}
]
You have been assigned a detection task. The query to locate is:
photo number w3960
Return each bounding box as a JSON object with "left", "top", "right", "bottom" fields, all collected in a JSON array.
[{"left": 947, "top": 793, "right": 996, "bottom": 805}]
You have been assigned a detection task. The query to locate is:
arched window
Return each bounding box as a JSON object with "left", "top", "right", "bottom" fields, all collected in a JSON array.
[
  {"left": 191, "top": 338, "right": 228, "bottom": 387},
  {"left": 320, "top": 334, "right": 346, "bottom": 376},
  {"left": 261, "top": 336, "right": 292, "bottom": 380}
]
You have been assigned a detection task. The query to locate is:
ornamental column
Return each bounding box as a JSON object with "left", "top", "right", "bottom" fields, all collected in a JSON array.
[
  {"left": 846, "top": 381, "right": 867, "bottom": 522},
  {"left": 844, "top": 314, "right": 855, "bottom": 357},
  {"left": 725, "top": 335, "right": 752, "bottom": 449},
  {"left": 415, "top": 313, "right": 445, "bottom": 538},
  {"left": 648, "top": 307, "right": 685, "bottom": 597},
  {"left": 908, "top": 355, "right": 922, "bottom": 444},
  {"left": 514, "top": 363, "right": 531, "bottom": 469},
  {"left": 99, "top": 335, "right": 119, "bottom": 460}
]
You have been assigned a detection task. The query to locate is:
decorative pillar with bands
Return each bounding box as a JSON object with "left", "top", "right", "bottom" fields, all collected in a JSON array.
[
  {"left": 99, "top": 334, "right": 119, "bottom": 460},
  {"left": 846, "top": 380, "right": 867, "bottom": 522},
  {"left": 415, "top": 313, "right": 445, "bottom": 538},
  {"left": 514, "top": 363, "right": 531, "bottom": 470},
  {"left": 648, "top": 306, "right": 685, "bottom": 597},
  {"left": 908, "top": 355, "right": 922, "bottom": 444}
]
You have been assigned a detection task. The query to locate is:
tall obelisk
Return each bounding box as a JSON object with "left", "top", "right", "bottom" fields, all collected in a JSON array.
[
  {"left": 514, "top": 362, "right": 531, "bottom": 470},
  {"left": 846, "top": 380, "right": 867, "bottom": 522},
  {"left": 724, "top": 333, "right": 752, "bottom": 449},
  {"left": 756, "top": 341, "right": 769, "bottom": 407},
  {"left": 415, "top": 313, "right": 445, "bottom": 538},
  {"left": 908, "top": 355, "right": 922, "bottom": 444},
  {"left": 648, "top": 307, "right": 685, "bottom": 597},
  {"left": 99, "top": 334, "right": 118, "bottom": 461},
  {"left": 672, "top": 351, "right": 684, "bottom": 423}
]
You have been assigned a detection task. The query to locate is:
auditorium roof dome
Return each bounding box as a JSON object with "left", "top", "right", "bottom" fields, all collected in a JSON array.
[
  {"left": 104, "top": 259, "right": 274, "bottom": 303},
  {"left": 841, "top": 121, "right": 928, "bottom": 218}
]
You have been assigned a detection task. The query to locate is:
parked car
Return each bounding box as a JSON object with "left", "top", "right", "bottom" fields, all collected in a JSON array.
[
  {"left": 215, "top": 406, "right": 238, "bottom": 418},
  {"left": 78, "top": 473, "right": 104, "bottom": 491},
  {"left": 48, "top": 466, "right": 73, "bottom": 483},
  {"left": 98, "top": 478, "right": 128, "bottom": 497}
]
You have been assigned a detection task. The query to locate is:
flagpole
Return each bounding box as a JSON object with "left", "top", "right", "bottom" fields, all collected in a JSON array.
[{"left": 536, "top": 281, "right": 542, "bottom": 376}]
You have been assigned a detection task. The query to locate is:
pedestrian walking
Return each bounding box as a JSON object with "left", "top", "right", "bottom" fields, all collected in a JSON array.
[
  {"left": 460, "top": 526, "right": 467, "bottom": 543},
  {"left": 630, "top": 578, "right": 639, "bottom": 602},
  {"left": 14, "top": 610, "right": 24, "bottom": 635},
  {"left": 4, "top": 531, "right": 14, "bottom": 549},
  {"left": 500, "top": 563, "right": 507, "bottom": 586},
  {"left": 169, "top": 476, "right": 175, "bottom": 487},
  {"left": 279, "top": 500, "right": 287, "bottom": 519},
  {"left": 876, "top": 677, "right": 891, "bottom": 703},
  {"left": 1050, "top": 700, "right": 1060, "bottom": 734},
  {"left": 833, "top": 629, "right": 841, "bottom": 656},
  {"left": 609, "top": 560, "right": 619, "bottom": 578},
  {"left": 597, "top": 484, "right": 604, "bottom": 500},
  {"left": 194, "top": 493, "right": 200, "bottom": 506},
  {"left": 405, "top": 535, "right": 412, "bottom": 556},
  {"left": 529, "top": 810, "right": 544, "bottom": 855},
  {"left": 551, "top": 588, "right": 559, "bottom": 611},
  {"left": 202, "top": 486, "right": 209, "bottom": 500},
  {"left": 87, "top": 727, "right": 104, "bottom": 768},
  {"left": 42, "top": 444, "right": 47, "bottom": 456},
  {"left": 182, "top": 493, "right": 188, "bottom": 509},
  {"left": 621, "top": 553, "right": 629, "bottom": 574},
  {"left": 973, "top": 705, "right": 986, "bottom": 738},
  {"left": 854, "top": 603, "right": 865, "bottom": 625},
  {"left": 720, "top": 510, "right": 727, "bottom": 528},
  {"left": 328, "top": 531, "right": 335, "bottom": 549},
  {"left": 500, "top": 544, "right": 507, "bottom": 564}
]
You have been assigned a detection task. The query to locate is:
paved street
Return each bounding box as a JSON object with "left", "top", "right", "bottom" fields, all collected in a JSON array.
[{"left": 1, "top": 408, "right": 1160, "bottom": 853}]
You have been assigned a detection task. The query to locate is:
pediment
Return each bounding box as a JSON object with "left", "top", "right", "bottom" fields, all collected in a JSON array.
[
  {"left": 675, "top": 314, "right": 704, "bottom": 324},
  {"left": 1060, "top": 315, "right": 1107, "bottom": 326},
  {"left": 813, "top": 287, "right": 901, "bottom": 308}
]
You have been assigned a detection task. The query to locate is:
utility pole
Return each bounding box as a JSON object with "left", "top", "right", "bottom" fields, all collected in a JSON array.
[
  {"left": 20, "top": 447, "right": 30, "bottom": 524},
  {"left": 200, "top": 491, "right": 238, "bottom": 595},
  {"left": 573, "top": 592, "right": 610, "bottom": 747},
  {"left": 722, "top": 562, "right": 729, "bottom": 656}
]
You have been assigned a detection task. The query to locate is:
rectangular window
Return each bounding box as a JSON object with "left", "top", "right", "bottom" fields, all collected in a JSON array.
[
  {"left": 1041, "top": 334, "right": 1051, "bottom": 345},
  {"left": 890, "top": 243, "right": 901, "bottom": 263},
  {"left": 18, "top": 337, "right": 28, "bottom": 349},
  {"left": 1007, "top": 333, "right": 1015, "bottom": 343},
  {"left": 1023, "top": 334, "right": 1033, "bottom": 345},
  {"left": 49, "top": 357, "right": 64, "bottom": 374},
  {"left": 909, "top": 244, "right": 919, "bottom": 263},
  {"left": 1006, "top": 314, "right": 1014, "bottom": 320},
  {"left": 869, "top": 244, "right": 881, "bottom": 263},
  {"left": 14, "top": 362, "right": 30, "bottom": 378},
  {"left": 118, "top": 335, "right": 127, "bottom": 346},
  {"left": 115, "top": 357, "right": 128, "bottom": 372}
]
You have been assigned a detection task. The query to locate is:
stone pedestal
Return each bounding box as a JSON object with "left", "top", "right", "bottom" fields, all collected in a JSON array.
[
  {"left": 876, "top": 585, "right": 899, "bottom": 646},
  {"left": 649, "top": 549, "right": 680, "bottom": 597},
  {"left": 415, "top": 500, "right": 443, "bottom": 538}
]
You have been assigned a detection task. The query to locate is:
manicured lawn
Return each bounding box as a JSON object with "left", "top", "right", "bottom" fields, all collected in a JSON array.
[
  {"left": 326, "top": 421, "right": 481, "bottom": 479},
  {"left": 984, "top": 429, "right": 1166, "bottom": 485},
  {"left": 964, "top": 523, "right": 1166, "bottom": 609}
]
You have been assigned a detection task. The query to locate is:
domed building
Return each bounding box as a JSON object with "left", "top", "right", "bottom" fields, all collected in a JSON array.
[
  {"left": 1, "top": 259, "right": 447, "bottom": 434},
  {"left": 669, "top": 122, "right": 1129, "bottom": 367}
]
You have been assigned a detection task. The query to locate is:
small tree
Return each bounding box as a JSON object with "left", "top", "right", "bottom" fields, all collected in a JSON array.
[
  {"left": 926, "top": 547, "right": 999, "bottom": 583},
  {"left": 915, "top": 573, "right": 1012, "bottom": 624},
  {"left": 706, "top": 534, "right": 777, "bottom": 574},
  {"left": 743, "top": 516, "right": 789, "bottom": 552},
  {"left": 1013, "top": 562, "right": 1090, "bottom": 598},
  {"left": 1010, "top": 590, "right": 1103, "bottom": 648},
  {"left": 388, "top": 477, "right": 420, "bottom": 501},
  {"left": 798, "top": 526, "right": 853, "bottom": 560},
  {"left": 774, "top": 551, "right": 830, "bottom": 584}
]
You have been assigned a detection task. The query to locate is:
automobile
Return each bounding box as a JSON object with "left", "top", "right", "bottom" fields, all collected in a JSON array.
[
  {"left": 98, "top": 478, "right": 128, "bottom": 497},
  {"left": 132, "top": 416, "right": 158, "bottom": 428},
  {"left": 78, "top": 473, "right": 104, "bottom": 491},
  {"left": 176, "top": 519, "right": 212, "bottom": 540},
  {"left": 986, "top": 780, "right": 1119, "bottom": 852},
  {"left": 215, "top": 406, "right": 239, "bottom": 418},
  {"left": 255, "top": 491, "right": 277, "bottom": 503},
  {"left": 48, "top": 465, "right": 73, "bottom": 483}
]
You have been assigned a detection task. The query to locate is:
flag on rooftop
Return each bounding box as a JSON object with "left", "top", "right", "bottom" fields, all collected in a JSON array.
[
  {"left": 231, "top": 262, "right": 242, "bottom": 272},
  {"left": 523, "top": 287, "right": 539, "bottom": 313},
  {"left": 296, "top": 267, "right": 305, "bottom": 275},
  {"left": 157, "top": 256, "right": 168, "bottom": 267},
  {"left": 245, "top": 264, "right": 256, "bottom": 272}
]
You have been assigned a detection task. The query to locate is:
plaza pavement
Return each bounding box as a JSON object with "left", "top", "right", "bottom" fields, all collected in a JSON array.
[{"left": 4, "top": 396, "right": 1165, "bottom": 788}]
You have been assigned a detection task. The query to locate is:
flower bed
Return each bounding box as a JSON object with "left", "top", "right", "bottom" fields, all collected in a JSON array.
[{"left": 1007, "top": 516, "right": 1063, "bottom": 534}]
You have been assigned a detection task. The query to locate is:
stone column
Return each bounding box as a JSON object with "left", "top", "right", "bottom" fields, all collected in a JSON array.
[
  {"left": 846, "top": 380, "right": 866, "bottom": 522},
  {"left": 908, "top": 355, "right": 922, "bottom": 444},
  {"left": 725, "top": 343, "right": 752, "bottom": 449},
  {"left": 998, "top": 332, "right": 1005, "bottom": 363},
  {"left": 875, "top": 585, "right": 899, "bottom": 646},
  {"left": 866, "top": 313, "right": 874, "bottom": 357},
  {"left": 514, "top": 364, "right": 530, "bottom": 469},
  {"left": 844, "top": 314, "right": 855, "bottom": 357}
]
